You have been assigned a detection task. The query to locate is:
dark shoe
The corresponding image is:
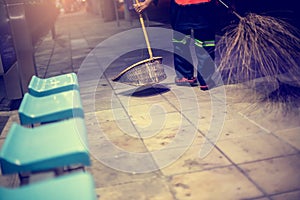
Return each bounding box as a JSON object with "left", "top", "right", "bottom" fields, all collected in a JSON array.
[
  {"left": 175, "top": 77, "right": 198, "bottom": 86},
  {"left": 200, "top": 85, "right": 209, "bottom": 91}
]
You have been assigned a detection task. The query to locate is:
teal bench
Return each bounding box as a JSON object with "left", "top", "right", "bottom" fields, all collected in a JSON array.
[
  {"left": 0, "top": 172, "right": 97, "bottom": 200},
  {"left": 18, "top": 90, "right": 84, "bottom": 126},
  {"left": 28, "top": 73, "right": 79, "bottom": 97},
  {"left": 0, "top": 118, "right": 90, "bottom": 183}
]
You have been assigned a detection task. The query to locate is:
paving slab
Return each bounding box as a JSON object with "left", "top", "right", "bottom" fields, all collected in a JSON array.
[
  {"left": 239, "top": 154, "right": 300, "bottom": 195},
  {"left": 217, "top": 134, "right": 298, "bottom": 164},
  {"left": 169, "top": 166, "right": 264, "bottom": 200}
]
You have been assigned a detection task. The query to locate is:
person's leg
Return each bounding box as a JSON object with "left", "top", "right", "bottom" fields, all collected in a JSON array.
[
  {"left": 173, "top": 29, "right": 197, "bottom": 86},
  {"left": 193, "top": 28, "right": 216, "bottom": 90}
]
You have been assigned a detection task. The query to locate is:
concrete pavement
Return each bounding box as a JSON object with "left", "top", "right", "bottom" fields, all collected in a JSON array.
[{"left": 0, "top": 9, "right": 300, "bottom": 200}]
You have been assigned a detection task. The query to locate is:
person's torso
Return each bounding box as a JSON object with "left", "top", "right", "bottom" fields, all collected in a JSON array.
[{"left": 170, "top": 0, "right": 215, "bottom": 30}]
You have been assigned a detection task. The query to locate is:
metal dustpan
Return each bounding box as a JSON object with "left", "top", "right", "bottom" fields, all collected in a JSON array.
[{"left": 112, "top": 1, "right": 166, "bottom": 86}]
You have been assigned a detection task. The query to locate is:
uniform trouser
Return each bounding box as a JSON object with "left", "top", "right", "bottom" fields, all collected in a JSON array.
[{"left": 173, "top": 28, "right": 215, "bottom": 86}]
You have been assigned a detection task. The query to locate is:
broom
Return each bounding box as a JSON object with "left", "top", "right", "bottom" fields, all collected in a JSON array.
[
  {"left": 216, "top": 0, "right": 300, "bottom": 108},
  {"left": 112, "top": 0, "right": 166, "bottom": 86}
]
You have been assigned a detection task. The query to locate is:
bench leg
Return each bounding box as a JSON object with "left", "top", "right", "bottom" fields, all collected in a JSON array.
[
  {"left": 67, "top": 165, "right": 85, "bottom": 172},
  {"left": 54, "top": 167, "right": 65, "bottom": 176},
  {"left": 19, "top": 172, "right": 30, "bottom": 185}
]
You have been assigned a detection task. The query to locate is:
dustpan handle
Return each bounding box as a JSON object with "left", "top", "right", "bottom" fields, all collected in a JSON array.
[{"left": 135, "top": 0, "right": 154, "bottom": 59}]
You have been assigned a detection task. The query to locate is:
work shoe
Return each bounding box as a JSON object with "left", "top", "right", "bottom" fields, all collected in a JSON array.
[
  {"left": 199, "top": 85, "right": 209, "bottom": 91},
  {"left": 175, "top": 77, "right": 198, "bottom": 86}
]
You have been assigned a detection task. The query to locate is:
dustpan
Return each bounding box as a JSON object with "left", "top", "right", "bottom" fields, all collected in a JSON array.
[{"left": 112, "top": 1, "right": 166, "bottom": 86}]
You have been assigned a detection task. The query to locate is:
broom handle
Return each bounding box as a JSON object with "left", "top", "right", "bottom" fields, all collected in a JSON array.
[
  {"left": 217, "top": 0, "right": 243, "bottom": 20},
  {"left": 135, "top": 0, "right": 154, "bottom": 59}
]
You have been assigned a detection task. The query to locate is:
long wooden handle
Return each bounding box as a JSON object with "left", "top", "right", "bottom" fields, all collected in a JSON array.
[
  {"left": 217, "top": 0, "right": 242, "bottom": 20},
  {"left": 135, "top": 0, "right": 153, "bottom": 59}
]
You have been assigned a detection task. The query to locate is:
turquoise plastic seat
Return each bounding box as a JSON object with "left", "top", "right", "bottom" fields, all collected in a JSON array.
[
  {"left": 0, "top": 172, "right": 97, "bottom": 200},
  {"left": 28, "top": 73, "right": 79, "bottom": 97},
  {"left": 0, "top": 118, "right": 90, "bottom": 175},
  {"left": 18, "top": 90, "right": 84, "bottom": 126}
]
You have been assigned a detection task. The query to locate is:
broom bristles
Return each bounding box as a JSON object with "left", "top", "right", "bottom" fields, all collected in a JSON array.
[{"left": 216, "top": 13, "right": 300, "bottom": 111}]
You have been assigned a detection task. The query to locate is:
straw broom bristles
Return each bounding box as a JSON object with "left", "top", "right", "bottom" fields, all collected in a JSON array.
[{"left": 215, "top": 13, "right": 300, "bottom": 112}]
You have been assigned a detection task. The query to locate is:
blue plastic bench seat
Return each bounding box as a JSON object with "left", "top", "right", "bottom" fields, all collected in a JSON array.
[
  {"left": 0, "top": 118, "right": 90, "bottom": 175},
  {"left": 0, "top": 172, "right": 97, "bottom": 200},
  {"left": 28, "top": 73, "right": 79, "bottom": 97},
  {"left": 18, "top": 90, "right": 84, "bottom": 126}
]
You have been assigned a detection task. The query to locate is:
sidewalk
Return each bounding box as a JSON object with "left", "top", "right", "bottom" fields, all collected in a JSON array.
[{"left": 0, "top": 9, "right": 300, "bottom": 200}]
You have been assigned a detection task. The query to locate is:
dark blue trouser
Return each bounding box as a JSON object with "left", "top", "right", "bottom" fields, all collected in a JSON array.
[{"left": 173, "top": 28, "right": 215, "bottom": 86}]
